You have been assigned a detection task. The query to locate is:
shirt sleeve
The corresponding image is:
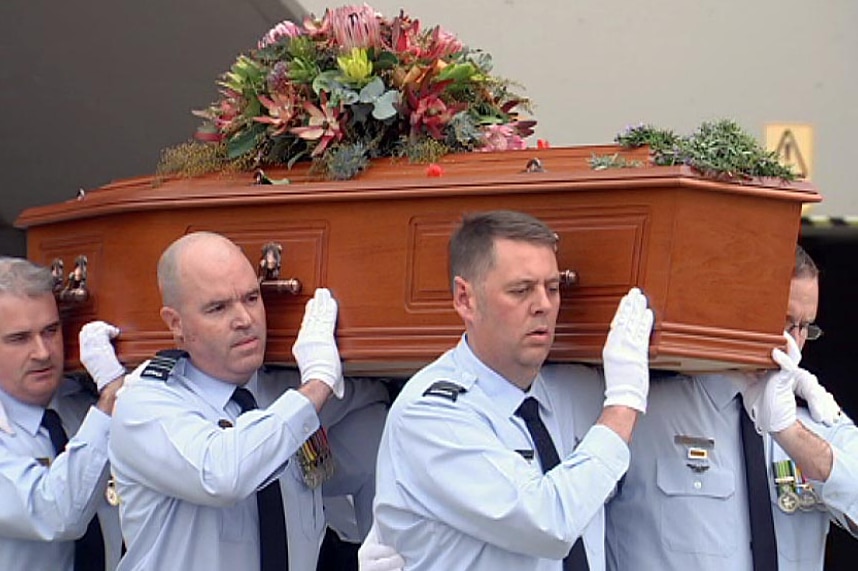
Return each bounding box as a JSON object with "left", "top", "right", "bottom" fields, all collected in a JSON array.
[
  {"left": 386, "top": 395, "right": 629, "bottom": 560},
  {"left": 812, "top": 413, "right": 858, "bottom": 533},
  {"left": 110, "top": 383, "right": 320, "bottom": 507},
  {"left": 0, "top": 407, "right": 110, "bottom": 540}
]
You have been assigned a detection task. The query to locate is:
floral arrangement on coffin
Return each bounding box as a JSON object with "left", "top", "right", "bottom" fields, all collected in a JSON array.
[{"left": 159, "top": 3, "right": 535, "bottom": 180}]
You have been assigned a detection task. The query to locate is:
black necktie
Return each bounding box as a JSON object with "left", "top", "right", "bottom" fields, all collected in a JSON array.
[
  {"left": 516, "top": 397, "right": 589, "bottom": 571},
  {"left": 738, "top": 396, "right": 779, "bottom": 571},
  {"left": 231, "top": 387, "right": 289, "bottom": 571},
  {"left": 41, "top": 409, "right": 106, "bottom": 571}
]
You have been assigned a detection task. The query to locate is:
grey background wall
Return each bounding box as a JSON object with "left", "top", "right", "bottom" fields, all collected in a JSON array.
[{"left": 0, "top": 0, "right": 303, "bottom": 255}]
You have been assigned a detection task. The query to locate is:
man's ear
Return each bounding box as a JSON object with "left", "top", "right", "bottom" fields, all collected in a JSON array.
[
  {"left": 159, "top": 306, "right": 183, "bottom": 343},
  {"left": 452, "top": 276, "right": 475, "bottom": 322}
]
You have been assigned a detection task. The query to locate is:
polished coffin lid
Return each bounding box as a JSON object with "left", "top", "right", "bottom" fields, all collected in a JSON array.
[{"left": 15, "top": 145, "right": 821, "bottom": 374}]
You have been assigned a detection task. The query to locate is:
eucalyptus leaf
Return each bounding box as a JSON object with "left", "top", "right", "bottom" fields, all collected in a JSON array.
[
  {"left": 359, "top": 77, "right": 386, "bottom": 103},
  {"left": 372, "top": 90, "right": 399, "bottom": 120}
]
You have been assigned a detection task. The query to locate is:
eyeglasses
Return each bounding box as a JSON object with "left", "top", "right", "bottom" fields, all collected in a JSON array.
[{"left": 785, "top": 321, "right": 823, "bottom": 341}]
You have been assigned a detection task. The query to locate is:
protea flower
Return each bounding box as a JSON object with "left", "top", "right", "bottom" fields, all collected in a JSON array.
[
  {"left": 387, "top": 10, "right": 421, "bottom": 61},
  {"left": 290, "top": 94, "right": 345, "bottom": 156},
  {"left": 420, "top": 26, "right": 464, "bottom": 60},
  {"left": 258, "top": 20, "right": 303, "bottom": 49},
  {"left": 330, "top": 4, "right": 382, "bottom": 50}
]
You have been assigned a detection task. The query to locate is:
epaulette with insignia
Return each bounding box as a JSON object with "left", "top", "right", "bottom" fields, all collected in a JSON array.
[
  {"left": 422, "top": 380, "right": 467, "bottom": 402},
  {"left": 140, "top": 349, "right": 189, "bottom": 381}
]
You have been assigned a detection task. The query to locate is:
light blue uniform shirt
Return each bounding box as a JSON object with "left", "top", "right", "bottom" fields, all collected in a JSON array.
[
  {"left": 256, "top": 367, "right": 391, "bottom": 544},
  {"left": 374, "top": 337, "right": 629, "bottom": 570},
  {"left": 0, "top": 380, "right": 122, "bottom": 571},
  {"left": 110, "top": 357, "right": 320, "bottom": 571},
  {"left": 604, "top": 372, "right": 858, "bottom": 571}
]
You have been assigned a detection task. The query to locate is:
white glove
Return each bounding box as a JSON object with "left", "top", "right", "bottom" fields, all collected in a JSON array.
[
  {"left": 602, "top": 287, "right": 654, "bottom": 413},
  {"left": 737, "top": 346, "right": 798, "bottom": 434},
  {"left": 79, "top": 321, "right": 125, "bottom": 391},
  {"left": 291, "top": 288, "right": 344, "bottom": 398},
  {"left": 779, "top": 333, "right": 842, "bottom": 425},
  {"left": 358, "top": 524, "right": 404, "bottom": 571}
]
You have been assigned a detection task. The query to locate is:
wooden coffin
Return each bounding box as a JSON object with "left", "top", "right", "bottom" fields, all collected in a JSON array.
[{"left": 15, "top": 145, "right": 821, "bottom": 374}]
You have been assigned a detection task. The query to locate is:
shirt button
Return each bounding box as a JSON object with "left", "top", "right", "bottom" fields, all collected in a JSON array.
[
  {"left": 303, "top": 423, "right": 312, "bottom": 434},
  {"left": 693, "top": 480, "right": 703, "bottom": 490}
]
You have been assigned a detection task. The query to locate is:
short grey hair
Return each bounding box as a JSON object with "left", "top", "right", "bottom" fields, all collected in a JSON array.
[
  {"left": 794, "top": 244, "right": 819, "bottom": 280},
  {"left": 0, "top": 257, "right": 55, "bottom": 297}
]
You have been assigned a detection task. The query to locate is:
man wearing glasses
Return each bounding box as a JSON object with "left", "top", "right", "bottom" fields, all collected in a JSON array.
[{"left": 599, "top": 245, "right": 858, "bottom": 571}]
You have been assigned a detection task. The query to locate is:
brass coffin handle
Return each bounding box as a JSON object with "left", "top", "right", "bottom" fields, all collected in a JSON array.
[
  {"left": 53, "top": 255, "right": 90, "bottom": 304},
  {"left": 559, "top": 269, "right": 579, "bottom": 287},
  {"left": 257, "top": 242, "right": 302, "bottom": 295}
]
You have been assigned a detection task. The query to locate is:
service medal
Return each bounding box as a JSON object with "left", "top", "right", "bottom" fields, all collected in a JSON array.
[
  {"left": 106, "top": 477, "right": 120, "bottom": 506},
  {"left": 777, "top": 489, "right": 799, "bottom": 513}
]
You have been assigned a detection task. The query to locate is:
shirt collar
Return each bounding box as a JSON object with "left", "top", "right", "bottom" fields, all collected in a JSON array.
[
  {"left": 695, "top": 372, "right": 742, "bottom": 410},
  {"left": 180, "top": 359, "right": 259, "bottom": 414},
  {"left": 0, "top": 387, "right": 45, "bottom": 437},
  {"left": 453, "top": 335, "right": 532, "bottom": 419}
]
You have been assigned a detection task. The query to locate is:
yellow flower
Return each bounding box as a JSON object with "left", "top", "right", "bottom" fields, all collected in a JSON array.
[{"left": 337, "top": 48, "right": 373, "bottom": 87}]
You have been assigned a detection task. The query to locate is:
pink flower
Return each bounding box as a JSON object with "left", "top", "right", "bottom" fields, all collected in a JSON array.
[
  {"left": 421, "top": 26, "right": 463, "bottom": 60},
  {"left": 258, "top": 20, "right": 303, "bottom": 49},
  {"left": 479, "top": 124, "right": 527, "bottom": 152},
  {"left": 387, "top": 11, "right": 422, "bottom": 61},
  {"left": 330, "top": 4, "right": 382, "bottom": 50},
  {"left": 290, "top": 94, "right": 345, "bottom": 156},
  {"left": 254, "top": 90, "right": 300, "bottom": 137}
]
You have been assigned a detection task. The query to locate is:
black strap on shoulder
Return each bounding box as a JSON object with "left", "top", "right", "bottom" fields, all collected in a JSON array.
[
  {"left": 422, "top": 380, "right": 467, "bottom": 402},
  {"left": 140, "top": 349, "right": 189, "bottom": 381}
]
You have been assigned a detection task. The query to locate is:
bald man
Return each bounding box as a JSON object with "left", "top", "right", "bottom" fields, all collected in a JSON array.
[{"left": 109, "top": 232, "right": 345, "bottom": 571}]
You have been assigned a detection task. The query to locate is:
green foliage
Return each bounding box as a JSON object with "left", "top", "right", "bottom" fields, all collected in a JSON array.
[
  {"left": 614, "top": 120, "right": 796, "bottom": 181},
  {"left": 324, "top": 142, "right": 371, "bottom": 180},
  {"left": 588, "top": 153, "right": 644, "bottom": 171}
]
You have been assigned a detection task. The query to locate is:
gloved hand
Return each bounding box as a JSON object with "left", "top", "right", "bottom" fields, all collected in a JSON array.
[
  {"left": 736, "top": 346, "right": 798, "bottom": 434},
  {"left": 602, "top": 287, "right": 654, "bottom": 413},
  {"left": 780, "top": 333, "right": 842, "bottom": 425},
  {"left": 292, "top": 288, "right": 344, "bottom": 398},
  {"left": 79, "top": 321, "right": 125, "bottom": 391},
  {"left": 358, "top": 524, "right": 404, "bottom": 571}
]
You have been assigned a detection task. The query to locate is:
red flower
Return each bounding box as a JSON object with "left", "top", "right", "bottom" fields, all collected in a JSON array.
[{"left": 426, "top": 163, "right": 444, "bottom": 177}]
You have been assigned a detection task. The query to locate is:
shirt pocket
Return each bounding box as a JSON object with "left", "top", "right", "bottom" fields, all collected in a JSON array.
[
  {"left": 285, "top": 460, "right": 324, "bottom": 541},
  {"left": 773, "top": 504, "right": 829, "bottom": 563},
  {"left": 656, "top": 457, "right": 738, "bottom": 556}
]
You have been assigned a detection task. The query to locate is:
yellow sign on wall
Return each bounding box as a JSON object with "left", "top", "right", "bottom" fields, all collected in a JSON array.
[{"left": 765, "top": 123, "right": 813, "bottom": 180}]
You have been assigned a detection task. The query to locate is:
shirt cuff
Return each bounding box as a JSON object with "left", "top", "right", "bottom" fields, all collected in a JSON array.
[
  {"left": 818, "top": 445, "right": 858, "bottom": 517},
  {"left": 268, "top": 389, "right": 320, "bottom": 442},
  {"left": 576, "top": 423, "right": 631, "bottom": 479}
]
